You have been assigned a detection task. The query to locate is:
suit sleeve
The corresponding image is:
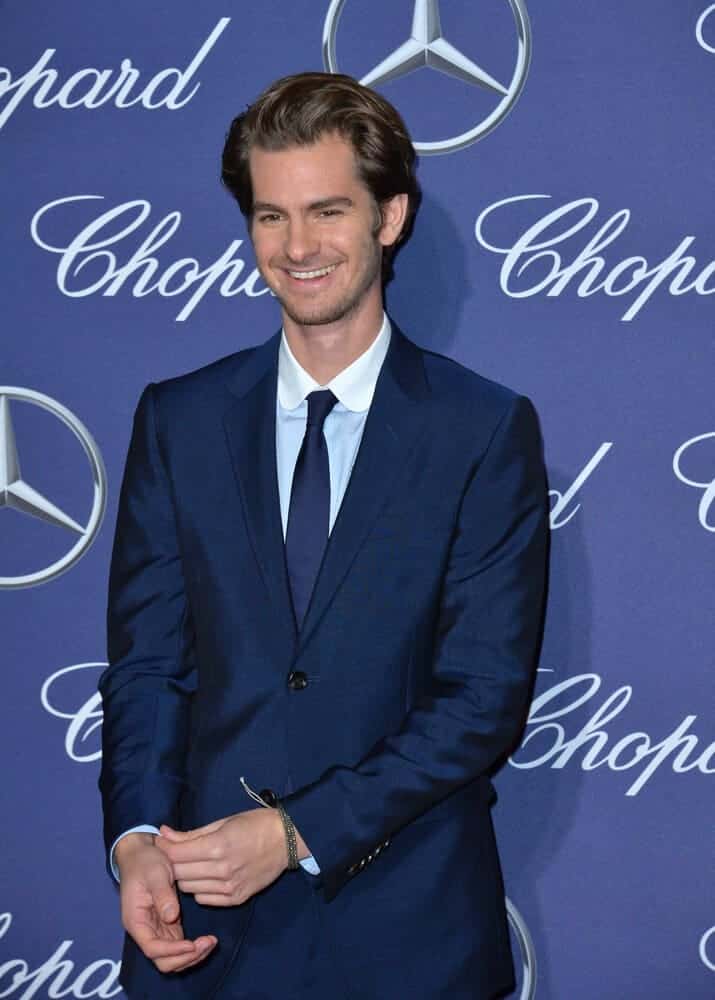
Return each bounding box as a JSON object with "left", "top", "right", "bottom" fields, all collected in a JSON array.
[
  {"left": 98, "top": 384, "right": 197, "bottom": 859},
  {"left": 283, "top": 394, "right": 549, "bottom": 897}
]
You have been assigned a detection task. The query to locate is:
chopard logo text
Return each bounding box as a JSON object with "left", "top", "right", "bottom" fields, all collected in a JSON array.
[
  {"left": 31, "top": 195, "right": 269, "bottom": 321},
  {"left": 510, "top": 669, "right": 715, "bottom": 795},
  {"left": 697, "top": 5, "right": 715, "bottom": 53},
  {"left": 47, "top": 663, "right": 714, "bottom": 799},
  {"left": 549, "top": 443, "right": 612, "bottom": 530},
  {"left": 40, "top": 662, "right": 105, "bottom": 762},
  {"left": 700, "top": 925, "right": 715, "bottom": 973},
  {"left": 0, "top": 18, "right": 230, "bottom": 132},
  {"left": 673, "top": 432, "right": 715, "bottom": 532},
  {"left": 0, "top": 912, "right": 121, "bottom": 998},
  {"left": 475, "top": 195, "right": 715, "bottom": 321}
]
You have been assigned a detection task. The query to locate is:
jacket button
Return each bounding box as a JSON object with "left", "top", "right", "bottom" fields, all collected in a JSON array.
[
  {"left": 287, "top": 670, "right": 308, "bottom": 691},
  {"left": 259, "top": 788, "right": 277, "bottom": 807}
]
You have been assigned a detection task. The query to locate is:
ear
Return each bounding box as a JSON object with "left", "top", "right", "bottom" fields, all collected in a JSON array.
[{"left": 378, "top": 193, "right": 409, "bottom": 248}]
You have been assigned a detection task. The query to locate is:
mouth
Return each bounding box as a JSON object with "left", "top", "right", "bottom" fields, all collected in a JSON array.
[{"left": 283, "top": 262, "right": 340, "bottom": 286}]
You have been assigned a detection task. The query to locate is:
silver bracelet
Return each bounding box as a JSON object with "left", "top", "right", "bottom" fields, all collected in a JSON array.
[
  {"left": 239, "top": 778, "right": 300, "bottom": 870},
  {"left": 276, "top": 801, "right": 299, "bottom": 870}
]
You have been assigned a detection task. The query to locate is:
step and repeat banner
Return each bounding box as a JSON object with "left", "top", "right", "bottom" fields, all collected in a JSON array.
[{"left": 2, "top": 1, "right": 713, "bottom": 997}]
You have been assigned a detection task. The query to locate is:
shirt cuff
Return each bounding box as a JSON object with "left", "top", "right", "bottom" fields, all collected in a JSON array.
[
  {"left": 110, "top": 824, "right": 160, "bottom": 882},
  {"left": 299, "top": 855, "right": 320, "bottom": 875}
]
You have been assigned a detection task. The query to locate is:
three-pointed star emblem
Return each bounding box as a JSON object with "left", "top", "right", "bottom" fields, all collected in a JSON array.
[
  {"left": 0, "top": 387, "right": 107, "bottom": 588},
  {"left": 323, "top": 0, "right": 532, "bottom": 153},
  {"left": 361, "top": 0, "right": 508, "bottom": 96},
  {"left": 1, "top": 395, "right": 84, "bottom": 533}
]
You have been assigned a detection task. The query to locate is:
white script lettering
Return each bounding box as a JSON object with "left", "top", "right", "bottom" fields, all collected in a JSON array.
[
  {"left": 40, "top": 662, "right": 106, "bottom": 762},
  {"left": 700, "top": 925, "right": 715, "bottom": 973},
  {"left": 475, "top": 195, "right": 715, "bottom": 321},
  {"left": 673, "top": 432, "right": 715, "bottom": 532},
  {"left": 696, "top": 5, "right": 715, "bottom": 53},
  {"left": 549, "top": 443, "right": 612, "bottom": 529},
  {"left": 30, "top": 195, "right": 269, "bottom": 321},
  {"left": 510, "top": 670, "right": 715, "bottom": 795},
  {"left": 48, "top": 664, "right": 714, "bottom": 801},
  {"left": 0, "top": 913, "right": 122, "bottom": 999},
  {"left": 0, "top": 18, "right": 230, "bottom": 131}
]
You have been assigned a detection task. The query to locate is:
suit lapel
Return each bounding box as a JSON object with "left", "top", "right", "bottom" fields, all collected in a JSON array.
[
  {"left": 220, "top": 326, "right": 431, "bottom": 656},
  {"left": 297, "top": 327, "right": 430, "bottom": 651},
  {"left": 222, "top": 333, "right": 298, "bottom": 649}
]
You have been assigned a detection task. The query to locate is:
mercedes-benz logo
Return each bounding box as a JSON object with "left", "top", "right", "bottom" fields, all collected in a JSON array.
[
  {"left": 0, "top": 387, "right": 106, "bottom": 588},
  {"left": 323, "top": 0, "right": 532, "bottom": 154},
  {"left": 507, "top": 897, "right": 537, "bottom": 1000}
]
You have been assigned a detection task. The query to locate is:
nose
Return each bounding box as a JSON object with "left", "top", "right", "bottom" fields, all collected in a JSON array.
[{"left": 284, "top": 217, "right": 319, "bottom": 263}]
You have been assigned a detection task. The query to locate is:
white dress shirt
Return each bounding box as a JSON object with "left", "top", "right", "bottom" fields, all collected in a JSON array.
[{"left": 276, "top": 312, "right": 391, "bottom": 535}]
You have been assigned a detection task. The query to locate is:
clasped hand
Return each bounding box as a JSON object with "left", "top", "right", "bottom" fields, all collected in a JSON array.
[
  {"left": 117, "top": 807, "right": 291, "bottom": 974},
  {"left": 157, "top": 806, "right": 288, "bottom": 906}
]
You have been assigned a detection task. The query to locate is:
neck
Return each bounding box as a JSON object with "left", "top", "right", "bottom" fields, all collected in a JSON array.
[{"left": 282, "top": 293, "right": 384, "bottom": 385}]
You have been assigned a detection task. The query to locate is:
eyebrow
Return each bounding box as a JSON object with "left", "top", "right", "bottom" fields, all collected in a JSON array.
[{"left": 253, "top": 196, "right": 355, "bottom": 214}]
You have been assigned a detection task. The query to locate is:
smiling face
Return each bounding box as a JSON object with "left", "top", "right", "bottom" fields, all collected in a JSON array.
[{"left": 248, "top": 132, "right": 406, "bottom": 335}]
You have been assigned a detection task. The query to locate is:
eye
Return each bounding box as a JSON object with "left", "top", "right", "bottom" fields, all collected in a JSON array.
[
  {"left": 257, "top": 212, "right": 282, "bottom": 224},
  {"left": 318, "top": 208, "right": 343, "bottom": 218}
]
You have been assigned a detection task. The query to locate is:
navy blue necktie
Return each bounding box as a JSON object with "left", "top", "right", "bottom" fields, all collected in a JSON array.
[{"left": 285, "top": 389, "right": 337, "bottom": 628}]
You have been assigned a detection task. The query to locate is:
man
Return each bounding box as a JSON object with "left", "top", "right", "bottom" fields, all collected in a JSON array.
[{"left": 99, "top": 72, "right": 548, "bottom": 999}]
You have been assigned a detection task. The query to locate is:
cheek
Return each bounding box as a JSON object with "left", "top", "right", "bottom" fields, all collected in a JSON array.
[
  {"left": 339, "top": 226, "right": 379, "bottom": 263},
  {"left": 257, "top": 246, "right": 287, "bottom": 285},
  {"left": 251, "top": 234, "right": 273, "bottom": 264},
  {"left": 250, "top": 224, "right": 284, "bottom": 259}
]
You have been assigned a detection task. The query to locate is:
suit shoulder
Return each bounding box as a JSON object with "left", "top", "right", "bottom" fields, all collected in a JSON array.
[
  {"left": 414, "top": 344, "right": 541, "bottom": 461},
  {"left": 153, "top": 342, "right": 260, "bottom": 394},
  {"left": 146, "top": 336, "right": 277, "bottom": 410},
  {"left": 419, "top": 344, "right": 523, "bottom": 416}
]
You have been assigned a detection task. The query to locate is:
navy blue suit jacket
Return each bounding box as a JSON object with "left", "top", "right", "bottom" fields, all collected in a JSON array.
[{"left": 99, "top": 326, "right": 548, "bottom": 999}]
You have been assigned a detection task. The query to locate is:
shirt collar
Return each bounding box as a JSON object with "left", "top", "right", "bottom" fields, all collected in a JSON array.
[{"left": 278, "top": 313, "right": 391, "bottom": 413}]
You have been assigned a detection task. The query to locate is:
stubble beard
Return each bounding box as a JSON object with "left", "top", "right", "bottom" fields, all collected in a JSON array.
[{"left": 273, "top": 238, "right": 383, "bottom": 328}]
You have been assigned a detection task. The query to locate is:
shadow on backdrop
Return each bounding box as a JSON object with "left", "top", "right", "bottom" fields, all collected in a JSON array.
[
  {"left": 494, "top": 471, "right": 592, "bottom": 999},
  {"left": 386, "top": 190, "right": 469, "bottom": 355}
]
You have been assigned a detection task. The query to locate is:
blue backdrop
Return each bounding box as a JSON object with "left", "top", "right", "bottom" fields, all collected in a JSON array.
[{"left": 2, "top": 2, "right": 714, "bottom": 996}]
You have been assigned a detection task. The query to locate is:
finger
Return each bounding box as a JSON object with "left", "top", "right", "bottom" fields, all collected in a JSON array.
[
  {"left": 172, "top": 861, "right": 229, "bottom": 882},
  {"left": 158, "top": 832, "right": 220, "bottom": 865},
  {"left": 154, "top": 937, "right": 218, "bottom": 973},
  {"left": 177, "top": 879, "right": 235, "bottom": 895},
  {"left": 172, "top": 937, "right": 219, "bottom": 972},
  {"left": 160, "top": 818, "right": 225, "bottom": 841},
  {"left": 195, "top": 892, "right": 245, "bottom": 907},
  {"left": 157, "top": 825, "right": 188, "bottom": 843},
  {"left": 160, "top": 953, "right": 207, "bottom": 974},
  {"left": 137, "top": 935, "right": 196, "bottom": 960},
  {"left": 125, "top": 905, "right": 190, "bottom": 953}
]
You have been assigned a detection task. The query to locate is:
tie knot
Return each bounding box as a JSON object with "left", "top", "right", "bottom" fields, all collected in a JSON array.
[{"left": 305, "top": 389, "right": 337, "bottom": 429}]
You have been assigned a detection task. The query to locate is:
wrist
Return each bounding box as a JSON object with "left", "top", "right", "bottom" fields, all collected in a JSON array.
[
  {"left": 294, "top": 826, "right": 310, "bottom": 861},
  {"left": 267, "top": 808, "right": 292, "bottom": 870},
  {"left": 114, "top": 831, "right": 155, "bottom": 867},
  {"left": 276, "top": 802, "right": 299, "bottom": 870}
]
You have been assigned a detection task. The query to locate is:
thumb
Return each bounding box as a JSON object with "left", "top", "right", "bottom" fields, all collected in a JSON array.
[
  {"left": 161, "top": 818, "right": 225, "bottom": 841},
  {"left": 151, "top": 879, "right": 180, "bottom": 923},
  {"left": 158, "top": 824, "right": 187, "bottom": 842}
]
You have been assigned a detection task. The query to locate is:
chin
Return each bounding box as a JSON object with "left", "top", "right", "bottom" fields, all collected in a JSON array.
[{"left": 281, "top": 295, "right": 361, "bottom": 328}]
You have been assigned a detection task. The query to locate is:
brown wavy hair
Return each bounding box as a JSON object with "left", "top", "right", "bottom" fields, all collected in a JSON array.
[{"left": 221, "top": 72, "right": 421, "bottom": 281}]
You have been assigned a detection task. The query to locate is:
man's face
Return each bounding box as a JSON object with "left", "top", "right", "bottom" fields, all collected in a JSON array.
[{"left": 248, "top": 133, "right": 398, "bottom": 329}]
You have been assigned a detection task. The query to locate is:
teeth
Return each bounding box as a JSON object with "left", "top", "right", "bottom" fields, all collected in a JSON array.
[{"left": 288, "top": 264, "right": 338, "bottom": 280}]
